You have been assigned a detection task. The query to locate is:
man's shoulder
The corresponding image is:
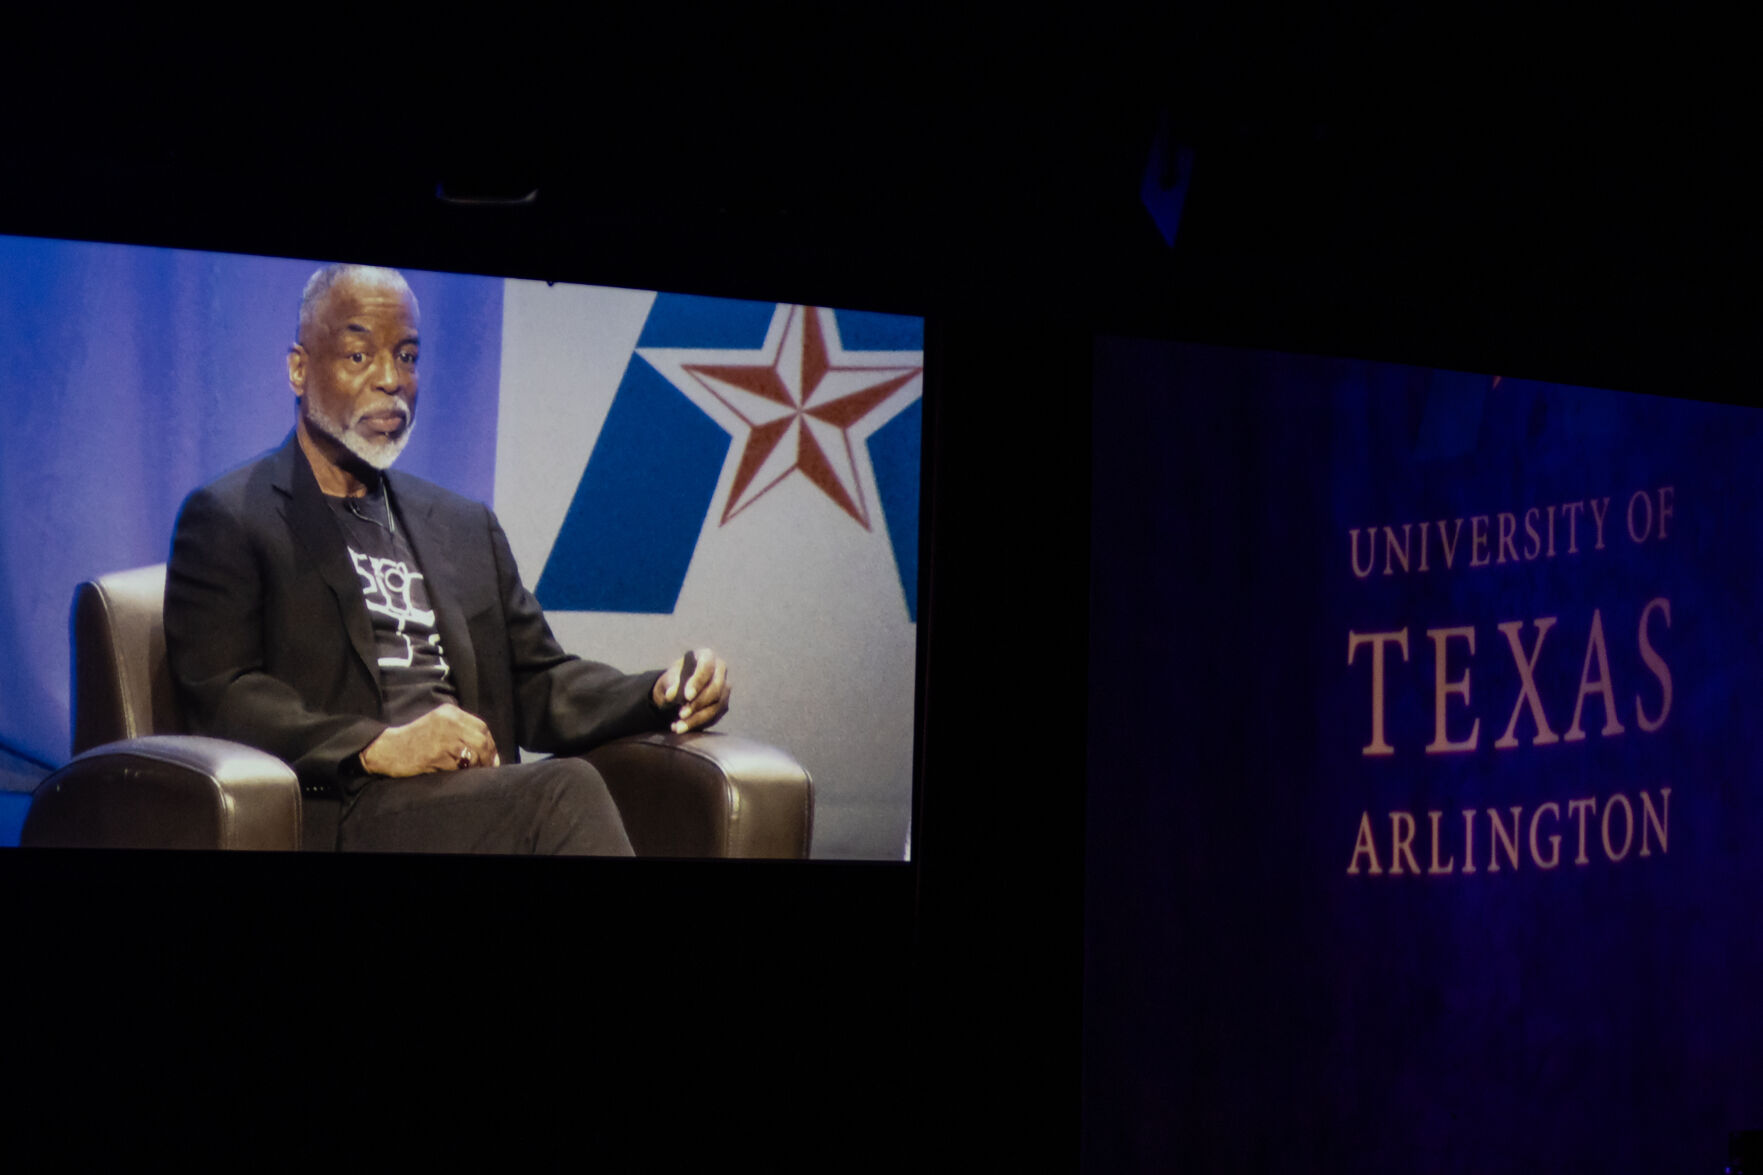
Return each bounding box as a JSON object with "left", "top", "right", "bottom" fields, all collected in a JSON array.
[
  {"left": 388, "top": 469, "right": 495, "bottom": 525},
  {"left": 178, "top": 439, "right": 291, "bottom": 517}
]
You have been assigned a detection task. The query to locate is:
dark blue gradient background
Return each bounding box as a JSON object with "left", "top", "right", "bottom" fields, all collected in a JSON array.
[{"left": 1085, "top": 338, "right": 1763, "bottom": 1172}]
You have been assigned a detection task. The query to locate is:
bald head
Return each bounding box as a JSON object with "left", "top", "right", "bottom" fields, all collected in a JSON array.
[{"left": 297, "top": 264, "right": 420, "bottom": 345}]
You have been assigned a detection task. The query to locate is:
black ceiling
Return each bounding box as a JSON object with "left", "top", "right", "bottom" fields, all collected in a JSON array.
[{"left": 5, "top": 11, "right": 1755, "bottom": 395}]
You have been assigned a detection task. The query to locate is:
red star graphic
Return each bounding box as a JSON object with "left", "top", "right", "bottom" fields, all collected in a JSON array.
[{"left": 682, "top": 306, "right": 921, "bottom": 528}]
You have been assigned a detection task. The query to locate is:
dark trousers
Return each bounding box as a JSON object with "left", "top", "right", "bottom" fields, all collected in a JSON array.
[{"left": 338, "top": 758, "right": 634, "bottom": 856}]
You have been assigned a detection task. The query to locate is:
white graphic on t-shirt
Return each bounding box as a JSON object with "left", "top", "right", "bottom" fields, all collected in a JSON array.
[{"left": 348, "top": 548, "right": 449, "bottom": 675}]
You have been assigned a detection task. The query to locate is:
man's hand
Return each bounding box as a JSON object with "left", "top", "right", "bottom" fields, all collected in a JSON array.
[
  {"left": 652, "top": 648, "right": 732, "bottom": 734},
  {"left": 359, "top": 703, "right": 500, "bottom": 777}
]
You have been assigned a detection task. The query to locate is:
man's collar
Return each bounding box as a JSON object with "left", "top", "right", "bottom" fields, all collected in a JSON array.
[
  {"left": 271, "top": 428, "right": 405, "bottom": 504},
  {"left": 268, "top": 430, "right": 303, "bottom": 497}
]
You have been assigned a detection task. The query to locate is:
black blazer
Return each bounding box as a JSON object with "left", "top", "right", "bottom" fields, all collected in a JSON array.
[{"left": 165, "top": 433, "right": 665, "bottom": 796}]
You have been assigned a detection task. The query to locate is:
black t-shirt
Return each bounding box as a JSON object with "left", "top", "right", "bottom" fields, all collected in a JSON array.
[{"left": 325, "top": 479, "right": 459, "bottom": 726}]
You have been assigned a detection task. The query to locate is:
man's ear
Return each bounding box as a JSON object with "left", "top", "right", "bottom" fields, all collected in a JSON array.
[{"left": 287, "top": 344, "right": 307, "bottom": 399}]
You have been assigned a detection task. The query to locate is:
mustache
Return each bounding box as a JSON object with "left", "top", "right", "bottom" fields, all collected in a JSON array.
[{"left": 352, "top": 401, "right": 411, "bottom": 427}]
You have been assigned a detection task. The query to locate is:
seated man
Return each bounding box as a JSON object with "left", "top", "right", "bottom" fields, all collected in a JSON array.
[{"left": 164, "top": 263, "right": 729, "bottom": 854}]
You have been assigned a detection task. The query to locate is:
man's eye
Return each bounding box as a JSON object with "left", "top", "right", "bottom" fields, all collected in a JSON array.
[
  {"left": 349, "top": 352, "right": 367, "bottom": 364},
  {"left": 399, "top": 351, "right": 418, "bottom": 365}
]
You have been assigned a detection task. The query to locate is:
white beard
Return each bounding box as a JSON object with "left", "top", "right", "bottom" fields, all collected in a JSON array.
[{"left": 303, "top": 397, "right": 414, "bottom": 471}]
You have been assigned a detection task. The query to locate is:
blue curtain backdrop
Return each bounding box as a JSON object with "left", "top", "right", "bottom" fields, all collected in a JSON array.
[
  {"left": 1086, "top": 339, "right": 1763, "bottom": 1172},
  {"left": 0, "top": 235, "right": 503, "bottom": 768}
]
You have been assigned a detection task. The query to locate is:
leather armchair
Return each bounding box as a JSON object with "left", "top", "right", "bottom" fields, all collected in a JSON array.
[{"left": 21, "top": 565, "right": 813, "bottom": 857}]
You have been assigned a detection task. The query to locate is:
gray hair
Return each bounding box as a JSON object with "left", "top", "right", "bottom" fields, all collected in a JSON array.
[{"left": 296, "top": 264, "right": 419, "bottom": 344}]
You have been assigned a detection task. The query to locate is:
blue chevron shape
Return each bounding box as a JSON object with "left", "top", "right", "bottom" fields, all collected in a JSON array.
[
  {"left": 535, "top": 354, "right": 728, "bottom": 613},
  {"left": 869, "top": 399, "right": 921, "bottom": 621}
]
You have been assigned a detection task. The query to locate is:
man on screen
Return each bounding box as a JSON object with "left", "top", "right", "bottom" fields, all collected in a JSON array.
[{"left": 164, "top": 263, "right": 729, "bottom": 853}]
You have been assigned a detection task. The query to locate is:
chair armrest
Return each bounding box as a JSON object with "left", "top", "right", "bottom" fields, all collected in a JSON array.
[
  {"left": 585, "top": 732, "right": 814, "bottom": 859},
  {"left": 21, "top": 735, "right": 302, "bottom": 851}
]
